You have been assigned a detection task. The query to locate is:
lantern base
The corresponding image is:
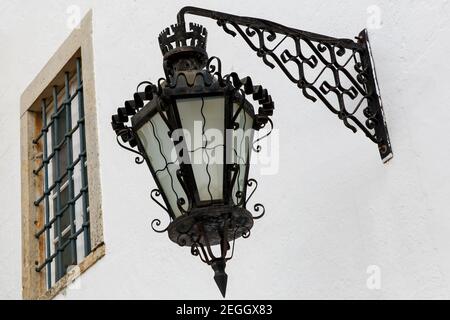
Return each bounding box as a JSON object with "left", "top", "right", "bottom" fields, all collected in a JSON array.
[{"left": 167, "top": 206, "right": 254, "bottom": 247}]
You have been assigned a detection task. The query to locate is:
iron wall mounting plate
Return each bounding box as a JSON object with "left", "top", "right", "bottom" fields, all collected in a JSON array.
[{"left": 177, "top": 6, "right": 393, "bottom": 162}]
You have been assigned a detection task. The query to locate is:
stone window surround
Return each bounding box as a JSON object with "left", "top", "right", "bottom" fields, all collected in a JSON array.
[{"left": 20, "top": 10, "right": 105, "bottom": 300}]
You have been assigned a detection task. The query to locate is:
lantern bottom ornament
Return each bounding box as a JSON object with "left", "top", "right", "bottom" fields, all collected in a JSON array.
[
  {"left": 111, "top": 22, "right": 273, "bottom": 297},
  {"left": 169, "top": 207, "right": 254, "bottom": 297},
  {"left": 168, "top": 207, "right": 254, "bottom": 247}
]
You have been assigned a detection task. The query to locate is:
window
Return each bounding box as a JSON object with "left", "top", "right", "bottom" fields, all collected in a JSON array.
[
  {"left": 33, "top": 62, "right": 91, "bottom": 287},
  {"left": 20, "top": 11, "right": 104, "bottom": 300}
]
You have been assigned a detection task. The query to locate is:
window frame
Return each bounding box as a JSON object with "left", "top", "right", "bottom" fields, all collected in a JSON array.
[{"left": 20, "top": 10, "right": 105, "bottom": 300}]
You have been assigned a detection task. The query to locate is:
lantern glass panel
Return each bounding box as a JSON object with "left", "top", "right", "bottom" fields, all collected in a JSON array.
[
  {"left": 137, "top": 112, "right": 188, "bottom": 217},
  {"left": 176, "top": 96, "right": 225, "bottom": 202},
  {"left": 231, "top": 103, "right": 254, "bottom": 205}
]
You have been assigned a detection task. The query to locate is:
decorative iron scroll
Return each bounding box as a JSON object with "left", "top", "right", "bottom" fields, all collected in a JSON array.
[{"left": 177, "top": 6, "right": 392, "bottom": 162}]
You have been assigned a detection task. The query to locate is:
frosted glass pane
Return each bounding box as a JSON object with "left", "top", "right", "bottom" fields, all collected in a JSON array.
[
  {"left": 176, "top": 97, "right": 224, "bottom": 202},
  {"left": 231, "top": 103, "right": 254, "bottom": 205},
  {"left": 137, "top": 113, "right": 187, "bottom": 217}
]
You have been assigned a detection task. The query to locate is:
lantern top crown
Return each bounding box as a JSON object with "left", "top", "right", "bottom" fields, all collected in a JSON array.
[{"left": 158, "top": 23, "right": 208, "bottom": 72}]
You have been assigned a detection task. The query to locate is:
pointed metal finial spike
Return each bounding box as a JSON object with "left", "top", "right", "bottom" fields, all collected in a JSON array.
[
  {"left": 211, "top": 259, "right": 228, "bottom": 298},
  {"left": 214, "top": 272, "right": 228, "bottom": 298}
]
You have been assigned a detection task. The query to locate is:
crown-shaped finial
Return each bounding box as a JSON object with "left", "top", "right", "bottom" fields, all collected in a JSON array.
[{"left": 158, "top": 22, "right": 208, "bottom": 56}]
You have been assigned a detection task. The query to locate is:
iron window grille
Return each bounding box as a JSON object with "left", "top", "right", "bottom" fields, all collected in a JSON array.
[{"left": 32, "top": 58, "right": 91, "bottom": 288}]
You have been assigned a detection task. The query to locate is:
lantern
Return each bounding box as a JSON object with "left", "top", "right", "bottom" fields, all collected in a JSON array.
[{"left": 112, "top": 22, "right": 274, "bottom": 296}]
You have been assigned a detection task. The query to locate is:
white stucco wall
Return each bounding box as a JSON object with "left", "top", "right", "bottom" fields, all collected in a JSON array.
[{"left": 1, "top": 0, "right": 450, "bottom": 299}]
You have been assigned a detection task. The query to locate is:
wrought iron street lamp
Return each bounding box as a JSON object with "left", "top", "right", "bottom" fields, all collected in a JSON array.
[{"left": 111, "top": 6, "right": 392, "bottom": 297}]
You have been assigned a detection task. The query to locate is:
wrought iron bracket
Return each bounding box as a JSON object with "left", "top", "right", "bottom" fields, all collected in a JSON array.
[{"left": 177, "top": 6, "right": 393, "bottom": 163}]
